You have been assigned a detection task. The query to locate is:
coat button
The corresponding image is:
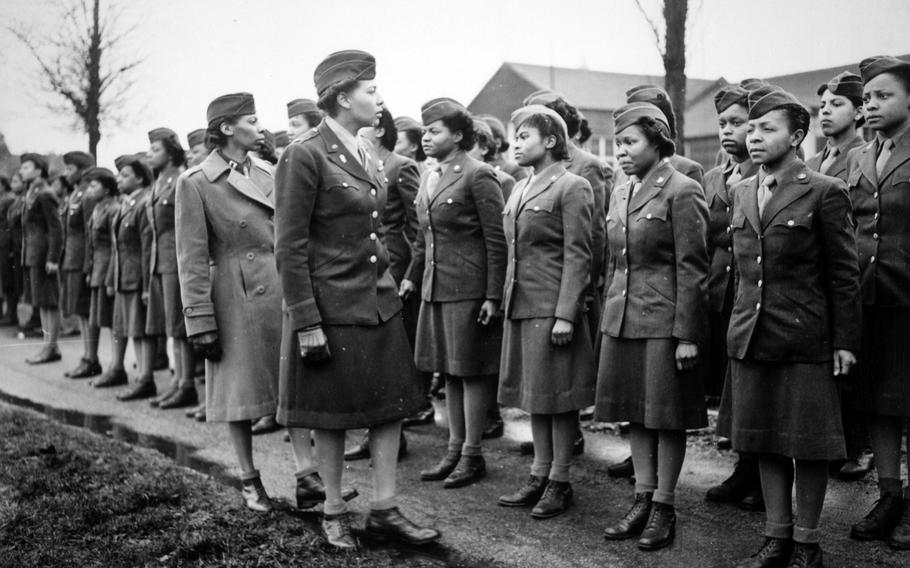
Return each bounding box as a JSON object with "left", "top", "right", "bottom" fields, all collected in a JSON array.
[
  {"left": 533, "top": 206, "right": 540, "bottom": 211},
  {"left": 624, "top": 268, "right": 629, "bottom": 274},
  {"left": 726, "top": 226, "right": 732, "bottom": 233},
  {"left": 757, "top": 279, "right": 763, "bottom": 288},
  {"left": 755, "top": 302, "right": 761, "bottom": 310},
  {"left": 372, "top": 211, "right": 378, "bottom": 219},
  {"left": 646, "top": 213, "right": 653, "bottom": 219},
  {"left": 370, "top": 233, "right": 377, "bottom": 241},
  {"left": 511, "top": 239, "right": 515, "bottom": 244},
  {"left": 870, "top": 255, "right": 876, "bottom": 263},
  {"left": 621, "top": 248, "right": 627, "bottom": 255},
  {"left": 370, "top": 189, "right": 377, "bottom": 196},
  {"left": 874, "top": 212, "right": 879, "bottom": 220},
  {"left": 787, "top": 220, "right": 794, "bottom": 226},
  {"left": 873, "top": 233, "right": 879, "bottom": 240},
  {"left": 185, "top": 307, "right": 193, "bottom": 314},
  {"left": 447, "top": 198, "right": 453, "bottom": 204},
  {"left": 256, "top": 285, "right": 265, "bottom": 294},
  {"left": 247, "top": 252, "right": 255, "bottom": 260},
  {"left": 369, "top": 255, "right": 377, "bottom": 263},
  {"left": 873, "top": 192, "right": 879, "bottom": 199},
  {"left": 342, "top": 182, "right": 349, "bottom": 188},
  {"left": 657, "top": 177, "right": 664, "bottom": 183},
  {"left": 240, "top": 220, "right": 247, "bottom": 228},
  {"left": 621, "top": 227, "right": 627, "bottom": 233},
  {"left": 725, "top": 265, "right": 731, "bottom": 272},
  {"left": 163, "top": 199, "right": 168, "bottom": 205},
  {"left": 621, "top": 289, "right": 627, "bottom": 297},
  {"left": 725, "top": 206, "right": 730, "bottom": 214},
  {"left": 756, "top": 256, "right": 762, "bottom": 264},
  {"left": 797, "top": 173, "right": 807, "bottom": 180}
]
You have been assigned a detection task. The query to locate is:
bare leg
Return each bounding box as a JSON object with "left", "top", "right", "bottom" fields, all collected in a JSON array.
[
  {"left": 108, "top": 332, "right": 127, "bottom": 371},
  {"left": 228, "top": 420, "right": 255, "bottom": 475},
  {"left": 136, "top": 337, "right": 156, "bottom": 380},
  {"left": 288, "top": 427, "right": 318, "bottom": 475}
]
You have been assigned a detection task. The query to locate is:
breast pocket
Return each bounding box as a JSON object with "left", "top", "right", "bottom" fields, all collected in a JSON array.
[
  {"left": 770, "top": 212, "right": 813, "bottom": 232},
  {"left": 524, "top": 198, "right": 556, "bottom": 214},
  {"left": 324, "top": 173, "right": 360, "bottom": 192},
  {"left": 730, "top": 212, "right": 746, "bottom": 231},
  {"left": 635, "top": 202, "right": 668, "bottom": 223},
  {"left": 847, "top": 170, "right": 864, "bottom": 192}
]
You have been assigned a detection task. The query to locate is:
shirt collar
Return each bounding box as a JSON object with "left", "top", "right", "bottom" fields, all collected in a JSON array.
[{"left": 325, "top": 116, "right": 362, "bottom": 159}]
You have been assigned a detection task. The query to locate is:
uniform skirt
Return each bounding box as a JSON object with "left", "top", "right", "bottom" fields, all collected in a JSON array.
[
  {"left": 146, "top": 272, "right": 186, "bottom": 338},
  {"left": 498, "top": 314, "right": 595, "bottom": 414},
  {"left": 415, "top": 299, "right": 503, "bottom": 377},
  {"left": 849, "top": 306, "right": 910, "bottom": 417},
  {"left": 594, "top": 336, "right": 707, "bottom": 430},
  {"left": 277, "top": 313, "right": 426, "bottom": 430},
  {"left": 725, "top": 359, "right": 845, "bottom": 461},
  {"left": 25, "top": 265, "right": 58, "bottom": 309},
  {"left": 60, "top": 269, "right": 90, "bottom": 317},
  {"left": 89, "top": 286, "right": 113, "bottom": 328},
  {"left": 113, "top": 290, "right": 147, "bottom": 338}
]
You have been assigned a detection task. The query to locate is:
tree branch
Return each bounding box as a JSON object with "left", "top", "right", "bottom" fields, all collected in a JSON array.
[{"left": 632, "top": 0, "right": 665, "bottom": 57}]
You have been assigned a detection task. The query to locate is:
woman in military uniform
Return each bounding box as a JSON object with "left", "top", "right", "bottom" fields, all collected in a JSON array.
[
  {"left": 847, "top": 56, "right": 910, "bottom": 550},
  {"left": 393, "top": 115, "right": 427, "bottom": 175},
  {"left": 727, "top": 86, "right": 860, "bottom": 568},
  {"left": 3, "top": 173, "right": 27, "bottom": 328},
  {"left": 82, "top": 167, "right": 118, "bottom": 375},
  {"left": 597, "top": 103, "right": 709, "bottom": 551},
  {"left": 134, "top": 128, "right": 197, "bottom": 407},
  {"left": 275, "top": 50, "right": 438, "bottom": 550},
  {"left": 92, "top": 156, "right": 155, "bottom": 391},
  {"left": 19, "top": 153, "right": 64, "bottom": 365},
  {"left": 60, "top": 151, "right": 101, "bottom": 379},
  {"left": 400, "top": 97, "right": 506, "bottom": 490},
  {"left": 286, "top": 98, "right": 322, "bottom": 141},
  {"left": 497, "top": 105, "right": 594, "bottom": 519},
  {"left": 470, "top": 117, "right": 516, "bottom": 200}
]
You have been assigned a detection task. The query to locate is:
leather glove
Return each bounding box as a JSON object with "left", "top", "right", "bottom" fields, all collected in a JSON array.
[{"left": 190, "top": 331, "right": 222, "bottom": 362}]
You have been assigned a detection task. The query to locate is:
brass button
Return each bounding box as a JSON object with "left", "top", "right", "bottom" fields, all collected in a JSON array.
[
  {"left": 621, "top": 289, "right": 627, "bottom": 297},
  {"left": 873, "top": 233, "right": 879, "bottom": 240},
  {"left": 370, "top": 189, "right": 377, "bottom": 196},
  {"left": 342, "top": 182, "right": 349, "bottom": 188},
  {"left": 370, "top": 233, "right": 377, "bottom": 241},
  {"left": 646, "top": 213, "right": 653, "bottom": 220},
  {"left": 873, "top": 192, "right": 879, "bottom": 199},
  {"left": 757, "top": 280, "right": 763, "bottom": 288},
  {"left": 372, "top": 211, "right": 378, "bottom": 219},
  {"left": 870, "top": 255, "right": 876, "bottom": 263},
  {"left": 725, "top": 265, "right": 731, "bottom": 272},
  {"left": 256, "top": 285, "right": 265, "bottom": 294},
  {"left": 369, "top": 255, "right": 377, "bottom": 264},
  {"left": 787, "top": 220, "right": 794, "bottom": 227},
  {"left": 755, "top": 302, "right": 761, "bottom": 310},
  {"left": 756, "top": 256, "right": 762, "bottom": 264},
  {"left": 246, "top": 252, "right": 255, "bottom": 260}
]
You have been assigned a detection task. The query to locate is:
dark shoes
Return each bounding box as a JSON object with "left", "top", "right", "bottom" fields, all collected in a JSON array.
[
  {"left": 443, "top": 455, "right": 486, "bottom": 488},
  {"left": 65, "top": 358, "right": 102, "bottom": 378},
  {"left": 607, "top": 456, "right": 635, "bottom": 479},
  {"left": 498, "top": 475, "right": 548, "bottom": 507},
  {"left": 637, "top": 501, "right": 676, "bottom": 551},
  {"left": 402, "top": 406, "right": 435, "bottom": 428},
  {"left": 251, "top": 415, "right": 281, "bottom": 435},
  {"left": 149, "top": 386, "right": 179, "bottom": 408},
  {"left": 344, "top": 432, "right": 408, "bottom": 461},
  {"left": 836, "top": 449, "right": 874, "bottom": 481},
  {"left": 323, "top": 512, "right": 357, "bottom": 549},
  {"left": 785, "top": 542, "right": 823, "bottom": 568},
  {"left": 850, "top": 492, "right": 903, "bottom": 541},
  {"left": 117, "top": 379, "right": 157, "bottom": 401},
  {"left": 91, "top": 368, "right": 128, "bottom": 388},
  {"left": 365, "top": 506, "right": 440, "bottom": 545},
  {"left": 482, "top": 417, "right": 504, "bottom": 440},
  {"left": 159, "top": 388, "right": 198, "bottom": 410},
  {"left": 0, "top": 314, "right": 18, "bottom": 326},
  {"left": 241, "top": 476, "right": 273, "bottom": 513},
  {"left": 735, "top": 537, "right": 794, "bottom": 568},
  {"left": 888, "top": 498, "right": 910, "bottom": 550},
  {"left": 26, "top": 346, "right": 61, "bottom": 365},
  {"left": 604, "top": 492, "right": 653, "bottom": 540},
  {"left": 295, "top": 472, "right": 359, "bottom": 510},
  {"left": 185, "top": 404, "right": 204, "bottom": 418},
  {"left": 706, "top": 456, "right": 763, "bottom": 511},
  {"left": 153, "top": 351, "right": 170, "bottom": 371},
  {"left": 531, "top": 480, "right": 573, "bottom": 519},
  {"left": 420, "top": 452, "right": 461, "bottom": 481}
]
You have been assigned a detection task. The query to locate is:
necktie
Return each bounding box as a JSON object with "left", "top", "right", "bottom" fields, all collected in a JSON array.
[
  {"left": 519, "top": 174, "right": 536, "bottom": 204},
  {"left": 726, "top": 164, "right": 742, "bottom": 189},
  {"left": 426, "top": 167, "right": 442, "bottom": 197},
  {"left": 876, "top": 138, "right": 894, "bottom": 180},
  {"left": 819, "top": 146, "right": 839, "bottom": 175},
  {"left": 757, "top": 174, "right": 775, "bottom": 217},
  {"left": 628, "top": 176, "right": 641, "bottom": 199}
]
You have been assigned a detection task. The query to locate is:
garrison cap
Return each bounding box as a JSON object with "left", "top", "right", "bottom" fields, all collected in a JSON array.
[
  {"left": 613, "top": 102, "right": 671, "bottom": 138},
  {"left": 114, "top": 154, "right": 134, "bottom": 172},
  {"left": 206, "top": 93, "right": 256, "bottom": 126},
  {"left": 859, "top": 55, "right": 910, "bottom": 84},
  {"left": 20, "top": 152, "right": 48, "bottom": 173},
  {"left": 739, "top": 78, "right": 768, "bottom": 91},
  {"left": 478, "top": 114, "right": 507, "bottom": 140},
  {"left": 83, "top": 166, "right": 116, "bottom": 184},
  {"left": 714, "top": 85, "right": 750, "bottom": 113},
  {"left": 287, "top": 98, "right": 318, "bottom": 118},
  {"left": 817, "top": 71, "right": 864, "bottom": 104},
  {"left": 314, "top": 50, "right": 376, "bottom": 97},
  {"left": 394, "top": 116, "right": 422, "bottom": 132},
  {"left": 421, "top": 97, "right": 468, "bottom": 126},
  {"left": 187, "top": 129, "right": 206, "bottom": 148},
  {"left": 148, "top": 127, "right": 179, "bottom": 145},
  {"left": 511, "top": 105, "right": 569, "bottom": 143},
  {"left": 473, "top": 118, "right": 494, "bottom": 142},
  {"left": 747, "top": 85, "right": 807, "bottom": 120},
  {"left": 626, "top": 84, "right": 676, "bottom": 136},
  {"left": 522, "top": 89, "right": 565, "bottom": 106},
  {"left": 62, "top": 151, "right": 95, "bottom": 169},
  {"left": 274, "top": 130, "right": 289, "bottom": 147}
]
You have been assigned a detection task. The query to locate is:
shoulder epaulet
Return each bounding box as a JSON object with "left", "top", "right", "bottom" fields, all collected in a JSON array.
[{"left": 291, "top": 127, "right": 319, "bottom": 146}]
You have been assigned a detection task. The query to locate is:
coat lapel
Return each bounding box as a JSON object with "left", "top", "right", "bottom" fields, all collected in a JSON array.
[
  {"left": 428, "top": 151, "right": 466, "bottom": 207},
  {"left": 879, "top": 129, "right": 910, "bottom": 185},
  {"left": 857, "top": 141, "right": 878, "bottom": 187},
  {"left": 319, "top": 121, "right": 374, "bottom": 186},
  {"left": 613, "top": 180, "right": 630, "bottom": 227},
  {"left": 761, "top": 163, "right": 812, "bottom": 228},
  {"left": 741, "top": 176, "right": 762, "bottom": 233},
  {"left": 628, "top": 161, "right": 673, "bottom": 215},
  {"left": 518, "top": 164, "right": 564, "bottom": 213},
  {"left": 202, "top": 152, "right": 274, "bottom": 210}
]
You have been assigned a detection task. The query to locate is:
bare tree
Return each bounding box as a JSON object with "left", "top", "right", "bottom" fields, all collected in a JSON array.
[
  {"left": 632, "top": 0, "right": 693, "bottom": 148},
  {"left": 4, "top": 0, "right": 143, "bottom": 156}
]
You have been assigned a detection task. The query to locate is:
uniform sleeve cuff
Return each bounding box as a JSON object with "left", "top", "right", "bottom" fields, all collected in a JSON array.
[
  {"left": 183, "top": 303, "right": 217, "bottom": 336},
  {"left": 287, "top": 298, "right": 322, "bottom": 331}
]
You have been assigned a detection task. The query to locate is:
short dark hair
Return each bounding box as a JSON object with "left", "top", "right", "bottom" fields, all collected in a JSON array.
[
  {"left": 401, "top": 128, "right": 426, "bottom": 162},
  {"left": 441, "top": 111, "right": 475, "bottom": 152},
  {"left": 578, "top": 117, "right": 592, "bottom": 145},
  {"left": 376, "top": 108, "right": 398, "bottom": 152},
  {"left": 158, "top": 134, "right": 186, "bottom": 167},
  {"left": 126, "top": 161, "right": 154, "bottom": 187},
  {"left": 53, "top": 175, "right": 73, "bottom": 193},
  {"left": 22, "top": 157, "right": 49, "bottom": 178},
  {"left": 544, "top": 98, "right": 582, "bottom": 139},
  {"left": 780, "top": 104, "right": 811, "bottom": 143},
  {"left": 316, "top": 79, "right": 360, "bottom": 117},
  {"left": 301, "top": 111, "right": 323, "bottom": 129},
  {"left": 205, "top": 116, "right": 241, "bottom": 149},
  {"left": 518, "top": 114, "right": 570, "bottom": 161},
  {"left": 473, "top": 126, "right": 497, "bottom": 162},
  {"left": 97, "top": 175, "right": 118, "bottom": 197},
  {"left": 883, "top": 68, "right": 910, "bottom": 94},
  {"left": 633, "top": 116, "right": 676, "bottom": 159}
]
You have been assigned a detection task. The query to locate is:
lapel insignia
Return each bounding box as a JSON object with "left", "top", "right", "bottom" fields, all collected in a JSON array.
[
  {"left": 454, "top": 165, "right": 462, "bottom": 173},
  {"left": 331, "top": 144, "right": 338, "bottom": 150}
]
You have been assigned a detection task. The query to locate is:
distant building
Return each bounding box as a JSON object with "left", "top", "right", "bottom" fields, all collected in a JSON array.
[{"left": 467, "top": 62, "right": 726, "bottom": 167}]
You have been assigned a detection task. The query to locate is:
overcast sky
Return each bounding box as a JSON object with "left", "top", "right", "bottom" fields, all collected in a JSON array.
[{"left": 1, "top": 0, "right": 908, "bottom": 166}]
